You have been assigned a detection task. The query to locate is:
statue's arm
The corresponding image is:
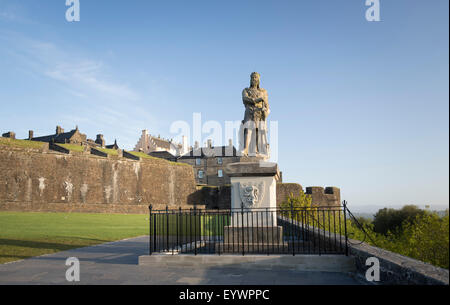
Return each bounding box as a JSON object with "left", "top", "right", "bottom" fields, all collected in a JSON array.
[
  {"left": 262, "top": 90, "right": 270, "bottom": 116},
  {"left": 242, "top": 89, "right": 255, "bottom": 105}
]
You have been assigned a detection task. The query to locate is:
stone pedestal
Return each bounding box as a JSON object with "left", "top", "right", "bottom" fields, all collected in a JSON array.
[
  {"left": 221, "top": 161, "right": 286, "bottom": 252},
  {"left": 226, "top": 161, "right": 280, "bottom": 221}
]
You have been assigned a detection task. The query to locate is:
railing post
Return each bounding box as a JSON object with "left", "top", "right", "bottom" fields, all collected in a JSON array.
[
  {"left": 166, "top": 205, "right": 169, "bottom": 252},
  {"left": 217, "top": 206, "right": 221, "bottom": 255},
  {"left": 178, "top": 207, "right": 181, "bottom": 253},
  {"left": 241, "top": 203, "right": 245, "bottom": 256},
  {"left": 172, "top": 208, "right": 175, "bottom": 255},
  {"left": 266, "top": 207, "right": 269, "bottom": 256},
  {"left": 343, "top": 200, "right": 349, "bottom": 256},
  {"left": 194, "top": 206, "right": 197, "bottom": 255},
  {"left": 153, "top": 207, "right": 157, "bottom": 253},
  {"left": 290, "top": 202, "right": 295, "bottom": 256},
  {"left": 149, "top": 205, "right": 152, "bottom": 255}
]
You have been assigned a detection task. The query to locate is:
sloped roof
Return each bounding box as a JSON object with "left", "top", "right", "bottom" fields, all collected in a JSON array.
[
  {"left": 150, "top": 136, "right": 172, "bottom": 150},
  {"left": 178, "top": 146, "right": 238, "bottom": 159},
  {"left": 149, "top": 150, "right": 177, "bottom": 161},
  {"left": 106, "top": 140, "right": 119, "bottom": 149},
  {"left": 32, "top": 129, "right": 78, "bottom": 143}
]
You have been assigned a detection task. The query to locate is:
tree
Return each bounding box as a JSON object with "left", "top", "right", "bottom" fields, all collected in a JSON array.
[
  {"left": 399, "top": 210, "right": 449, "bottom": 269},
  {"left": 279, "top": 189, "right": 312, "bottom": 210},
  {"left": 372, "top": 205, "right": 425, "bottom": 235}
]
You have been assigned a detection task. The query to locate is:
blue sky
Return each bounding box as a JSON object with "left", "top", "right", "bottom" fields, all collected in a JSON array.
[{"left": 0, "top": 0, "right": 448, "bottom": 212}]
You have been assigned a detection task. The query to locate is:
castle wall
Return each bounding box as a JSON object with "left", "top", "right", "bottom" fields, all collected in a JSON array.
[
  {"left": 277, "top": 184, "right": 341, "bottom": 207},
  {"left": 0, "top": 145, "right": 201, "bottom": 214},
  {"left": 276, "top": 183, "right": 304, "bottom": 206},
  {"left": 305, "top": 186, "right": 341, "bottom": 207},
  {"left": 197, "top": 183, "right": 341, "bottom": 210}
]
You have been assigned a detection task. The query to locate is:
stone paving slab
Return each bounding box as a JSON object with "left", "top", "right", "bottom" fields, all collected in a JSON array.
[{"left": 0, "top": 236, "right": 364, "bottom": 285}]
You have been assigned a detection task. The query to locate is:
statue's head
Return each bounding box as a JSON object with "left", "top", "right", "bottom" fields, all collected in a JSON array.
[{"left": 250, "top": 72, "right": 260, "bottom": 88}]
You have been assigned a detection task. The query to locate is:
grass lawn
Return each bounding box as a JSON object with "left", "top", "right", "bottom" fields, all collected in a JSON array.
[
  {"left": 126, "top": 151, "right": 190, "bottom": 167},
  {"left": 0, "top": 212, "right": 149, "bottom": 264},
  {"left": 0, "top": 138, "right": 46, "bottom": 149},
  {"left": 127, "top": 151, "right": 154, "bottom": 159},
  {"left": 95, "top": 147, "right": 118, "bottom": 156},
  {"left": 58, "top": 144, "right": 85, "bottom": 152},
  {"left": 152, "top": 214, "right": 231, "bottom": 236}
]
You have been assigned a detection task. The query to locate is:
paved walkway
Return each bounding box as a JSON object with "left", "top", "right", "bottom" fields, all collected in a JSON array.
[{"left": 0, "top": 236, "right": 364, "bottom": 285}]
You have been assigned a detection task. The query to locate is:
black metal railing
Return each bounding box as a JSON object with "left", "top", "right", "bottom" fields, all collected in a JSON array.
[{"left": 148, "top": 203, "right": 349, "bottom": 256}]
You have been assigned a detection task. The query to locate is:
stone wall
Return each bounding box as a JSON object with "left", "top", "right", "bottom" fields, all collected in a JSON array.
[
  {"left": 348, "top": 238, "right": 449, "bottom": 285},
  {"left": 0, "top": 145, "right": 202, "bottom": 214},
  {"left": 197, "top": 183, "right": 341, "bottom": 210},
  {"left": 305, "top": 186, "right": 341, "bottom": 207},
  {"left": 301, "top": 225, "right": 449, "bottom": 285},
  {"left": 190, "top": 185, "right": 231, "bottom": 210},
  {"left": 276, "top": 183, "right": 303, "bottom": 206},
  {"left": 277, "top": 183, "right": 341, "bottom": 207}
]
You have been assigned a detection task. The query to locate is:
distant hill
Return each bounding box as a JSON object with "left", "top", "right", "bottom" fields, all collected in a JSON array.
[
  {"left": 435, "top": 210, "right": 449, "bottom": 217},
  {"left": 348, "top": 204, "right": 448, "bottom": 215},
  {"left": 351, "top": 212, "right": 375, "bottom": 220},
  {"left": 351, "top": 210, "right": 448, "bottom": 220}
]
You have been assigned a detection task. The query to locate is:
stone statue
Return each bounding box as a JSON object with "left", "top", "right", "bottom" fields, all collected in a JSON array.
[{"left": 241, "top": 72, "right": 270, "bottom": 157}]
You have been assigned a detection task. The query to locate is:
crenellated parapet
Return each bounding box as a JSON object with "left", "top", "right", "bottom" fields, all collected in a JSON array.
[
  {"left": 305, "top": 186, "right": 341, "bottom": 207},
  {"left": 275, "top": 183, "right": 341, "bottom": 208}
]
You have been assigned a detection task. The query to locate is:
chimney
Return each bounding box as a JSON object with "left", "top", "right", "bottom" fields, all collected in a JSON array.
[
  {"left": 228, "top": 139, "right": 233, "bottom": 147},
  {"left": 28, "top": 130, "right": 34, "bottom": 140},
  {"left": 2, "top": 131, "right": 15, "bottom": 139},
  {"left": 194, "top": 141, "right": 199, "bottom": 149},
  {"left": 95, "top": 134, "right": 105, "bottom": 147},
  {"left": 182, "top": 135, "right": 188, "bottom": 155},
  {"left": 207, "top": 139, "right": 212, "bottom": 148},
  {"left": 56, "top": 126, "right": 64, "bottom": 135}
]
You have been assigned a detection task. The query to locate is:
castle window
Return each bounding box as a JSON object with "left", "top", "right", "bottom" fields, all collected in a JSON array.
[
  {"left": 217, "top": 157, "right": 223, "bottom": 165},
  {"left": 195, "top": 158, "right": 201, "bottom": 166},
  {"left": 198, "top": 170, "right": 204, "bottom": 179},
  {"left": 218, "top": 170, "right": 223, "bottom": 178}
]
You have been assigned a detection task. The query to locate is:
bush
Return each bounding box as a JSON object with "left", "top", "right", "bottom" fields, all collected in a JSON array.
[
  {"left": 372, "top": 205, "right": 425, "bottom": 235},
  {"left": 279, "top": 189, "right": 312, "bottom": 210}
]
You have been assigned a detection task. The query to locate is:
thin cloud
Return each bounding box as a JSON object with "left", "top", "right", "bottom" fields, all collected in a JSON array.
[{"left": 1, "top": 31, "right": 163, "bottom": 150}]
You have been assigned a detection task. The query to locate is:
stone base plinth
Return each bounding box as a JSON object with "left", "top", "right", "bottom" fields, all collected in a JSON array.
[
  {"left": 215, "top": 243, "right": 289, "bottom": 254},
  {"left": 223, "top": 226, "right": 284, "bottom": 243},
  {"left": 138, "top": 254, "right": 357, "bottom": 273},
  {"left": 221, "top": 226, "right": 288, "bottom": 253}
]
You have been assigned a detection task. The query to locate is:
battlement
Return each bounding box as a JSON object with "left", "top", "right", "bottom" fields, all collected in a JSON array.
[
  {"left": 305, "top": 186, "right": 341, "bottom": 207},
  {"left": 275, "top": 184, "right": 341, "bottom": 207},
  {"left": 306, "top": 186, "right": 340, "bottom": 195}
]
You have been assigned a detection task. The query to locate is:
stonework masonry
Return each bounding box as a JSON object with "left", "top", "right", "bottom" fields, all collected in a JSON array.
[
  {"left": 0, "top": 142, "right": 340, "bottom": 213},
  {"left": 278, "top": 183, "right": 341, "bottom": 207},
  {"left": 197, "top": 183, "right": 341, "bottom": 209},
  {"left": 0, "top": 144, "right": 202, "bottom": 214}
]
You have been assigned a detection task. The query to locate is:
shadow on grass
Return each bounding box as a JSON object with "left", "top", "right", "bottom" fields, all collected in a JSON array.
[
  {"left": 0, "top": 237, "right": 149, "bottom": 265},
  {"left": 0, "top": 238, "right": 108, "bottom": 252}
]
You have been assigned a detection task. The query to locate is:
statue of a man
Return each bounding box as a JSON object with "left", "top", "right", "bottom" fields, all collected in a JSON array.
[{"left": 241, "top": 72, "right": 270, "bottom": 157}]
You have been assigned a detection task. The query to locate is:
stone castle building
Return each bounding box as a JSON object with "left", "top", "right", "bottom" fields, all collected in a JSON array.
[
  {"left": 134, "top": 130, "right": 189, "bottom": 157},
  {"left": 0, "top": 125, "right": 120, "bottom": 149},
  {"left": 31, "top": 126, "right": 87, "bottom": 145},
  {"left": 178, "top": 139, "right": 242, "bottom": 186}
]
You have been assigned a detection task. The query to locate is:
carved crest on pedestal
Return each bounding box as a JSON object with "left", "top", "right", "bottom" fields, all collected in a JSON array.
[{"left": 238, "top": 181, "right": 265, "bottom": 208}]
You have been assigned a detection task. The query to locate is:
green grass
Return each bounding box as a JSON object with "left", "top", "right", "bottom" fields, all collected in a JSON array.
[
  {"left": 0, "top": 212, "right": 232, "bottom": 264},
  {"left": 127, "top": 151, "right": 154, "bottom": 159},
  {"left": 0, "top": 212, "right": 149, "bottom": 264},
  {"left": 0, "top": 138, "right": 45, "bottom": 149},
  {"left": 59, "top": 144, "right": 85, "bottom": 152},
  {"left": 126, "top": 151, "right": 190, "bottom": 167},
  {"left": 151, "top": 214, "right": 230, "bottom": 236},
  {"left": 95, "top": 147, "right": 118, "bottom": 156}
]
